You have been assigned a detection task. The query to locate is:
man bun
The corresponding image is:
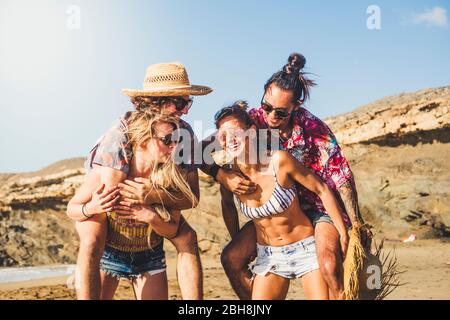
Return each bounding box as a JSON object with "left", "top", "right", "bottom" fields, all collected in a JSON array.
[{"left": 283, "top": 52, "right": 306, "bottom": 75}]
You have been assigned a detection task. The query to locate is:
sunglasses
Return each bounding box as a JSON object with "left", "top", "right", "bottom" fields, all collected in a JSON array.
[
  {"left": 214, "top": 106, "right": 235, "bottom": 123},
  {"left": 260, "top": 99, "right": 291, "bottom": 119},
  {"left": 154, "top": 132, "right": 180, "bottom": 146},
  {"left": 165, "top": 97, "right": 194, "bottom": 112}
]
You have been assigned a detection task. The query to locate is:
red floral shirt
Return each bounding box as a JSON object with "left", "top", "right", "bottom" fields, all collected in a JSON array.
[{"left": 249, "top": 107, "right": 353, "bottom": 226}]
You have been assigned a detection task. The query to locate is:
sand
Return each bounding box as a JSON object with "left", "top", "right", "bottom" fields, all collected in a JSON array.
[{"left": 0, "top": 239, "right": 448, "bottom": 300}]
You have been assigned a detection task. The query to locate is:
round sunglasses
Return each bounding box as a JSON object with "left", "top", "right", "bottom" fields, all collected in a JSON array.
[{"left": 260, "top": 99, "right": 291, "bottom": 119}]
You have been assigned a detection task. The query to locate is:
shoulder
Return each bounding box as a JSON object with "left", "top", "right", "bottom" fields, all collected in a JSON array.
[
  {"left": 272, "top": 150, "right": 295, "bottom": 167},
  {"left": 296, "top": 107, "right": 335, "bottom": 137}
]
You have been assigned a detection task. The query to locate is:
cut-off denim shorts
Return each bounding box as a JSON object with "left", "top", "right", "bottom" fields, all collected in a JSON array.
[
  {"left": 304, "top": 210, "right": 334, "bottom": 227},
  {"left": 100, "top": 240, "right": 166, "bottom": 280},
  {"left": 250, "top": 236, "right": 320, "bottom": 280}
]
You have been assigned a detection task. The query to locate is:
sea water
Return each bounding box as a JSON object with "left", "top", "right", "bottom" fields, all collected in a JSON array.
[{"left": 0, "top": 265, "right": 76, "bottom": 284}]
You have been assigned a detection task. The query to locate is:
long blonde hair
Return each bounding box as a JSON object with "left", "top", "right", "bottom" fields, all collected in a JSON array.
[{"left": 125, "top": 110, "right": 196, "bottom": 227}]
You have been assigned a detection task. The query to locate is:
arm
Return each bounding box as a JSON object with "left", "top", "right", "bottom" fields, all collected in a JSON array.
[
  {"left": 115, "top": 204, "right": 181, "bottom": 239},
  {"left": 277, "top": 151, "right": 348, "bottom": 246},
  {"left": 336, "top": 180, "right": 364, "bottom": 227},
  {"left": 118, "top": 167, "right": 199, "bottom": 210},
  {"left": 67, "top": 166, "right": 126, "bottom": 221},
  {"left": 310, "top": 117, "right": 366, "bottom": 228},
  {"left": 220, "top": 185, "right": 240, "bottom": 238},
  {"left": 146, "top": 167, "right": 199, "bottom": 209},
  {"left": 147, "top": 208, "right": 181, "bottom": 239}
]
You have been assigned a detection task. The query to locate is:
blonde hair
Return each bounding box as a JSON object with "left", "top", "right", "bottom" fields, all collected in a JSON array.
[{"left": 125, "top": 110, "right": 196, "bottom": 235}]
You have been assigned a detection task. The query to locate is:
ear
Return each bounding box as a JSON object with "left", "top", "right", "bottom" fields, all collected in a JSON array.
[{"left": 293, "top": 100, "right": 302, "bottom": 110}]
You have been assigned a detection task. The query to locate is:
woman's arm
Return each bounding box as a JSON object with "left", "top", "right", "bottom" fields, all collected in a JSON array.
[
  {"left": 148, "top": 208, "right": 181, "bottom": 239},
  {"left": 67, "top": 166, "right": 125, "bottom": 221},
  {"left": 118, "top": 168, "right": 199, "bottom": 210},
  {"left": 275, "top": 151, "right": 349, "bottom": 254}
]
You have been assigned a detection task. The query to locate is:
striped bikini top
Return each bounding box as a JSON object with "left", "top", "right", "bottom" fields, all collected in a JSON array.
[{"left": 235, "top": 159, "right": 297, "bottom": 220}]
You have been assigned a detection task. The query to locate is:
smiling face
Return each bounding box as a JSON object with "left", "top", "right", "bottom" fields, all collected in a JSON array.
[
  {"left": 140, "top": 121, "right": 178, "bottom": 164},
  {"left": 262, "top": 84, "right": 299, "bottom": 130},
  {"left": 217, "top": 116, "right": 256, "bottom": 161}
]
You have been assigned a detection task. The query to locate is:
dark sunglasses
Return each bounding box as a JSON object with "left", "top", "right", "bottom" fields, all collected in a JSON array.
[
  {"left": 165, "top": 97, "right": 193, "bottom": 112},
  {"left": 154, "top": 132, "right": 180, "bottom": 146},
  {"left": 260, "top": 99, "right": 291, "bottom": 119}
]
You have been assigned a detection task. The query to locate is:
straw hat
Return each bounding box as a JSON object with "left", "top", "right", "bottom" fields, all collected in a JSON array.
[{"left": 122, "top": 62, "right": 213, "bottom": 97}]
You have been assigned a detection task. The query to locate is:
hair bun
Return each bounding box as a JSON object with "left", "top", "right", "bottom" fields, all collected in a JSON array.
[
  {"left": 283, "top": 52, "right": 306, "bottom": 75},
  {"left": 232, "top": 100, "right": 248, "bottom": 111}
]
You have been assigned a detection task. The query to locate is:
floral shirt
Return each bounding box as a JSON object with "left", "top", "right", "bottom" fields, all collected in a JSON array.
[
  {"left": 85, "top": 111, "right": 198, "bottom": 174},
  {"left": 249, "top": 107, "right": 353, "bottom": 226}
]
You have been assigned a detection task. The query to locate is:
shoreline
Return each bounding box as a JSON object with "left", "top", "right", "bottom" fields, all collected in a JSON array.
[{"left": 0, "top": 239, "right": 449, "bottom": 299}]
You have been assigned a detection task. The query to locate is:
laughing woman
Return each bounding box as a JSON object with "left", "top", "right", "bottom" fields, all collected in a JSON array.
[
  {"left": 67, "top": 111, "right": 196, "bottom": 299},
  {"left": 214, "top": 101, "right": 349, "bottom": 300}
]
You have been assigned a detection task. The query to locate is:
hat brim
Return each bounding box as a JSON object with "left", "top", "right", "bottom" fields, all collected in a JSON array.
[{"left": 122, "top": 85, "right": 213, "bottom": 97}]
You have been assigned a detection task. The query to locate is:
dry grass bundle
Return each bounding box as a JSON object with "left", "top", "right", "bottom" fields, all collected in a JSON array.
[{"left": 343, "top": 225, "right": 403, "bottom": 300}]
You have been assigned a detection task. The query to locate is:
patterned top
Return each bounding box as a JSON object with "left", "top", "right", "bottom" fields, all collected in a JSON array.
[
  {"left": 106, "top": 211, "right": 163, "bottom": 252},
  {"left": 249, "top": 107, "right": 353, "bottom": 226},
  {"left": 84, "top": 111, "right": 199, "bottom": 174}
]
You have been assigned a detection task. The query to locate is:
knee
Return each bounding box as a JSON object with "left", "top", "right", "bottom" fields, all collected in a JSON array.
[
  {"left": 171, "top": 225, "right": 198, "bottom": 253},
  {"left": 220, "top": 242, "right": 244, "bottom": 272},
  {"left": 79, "top": 234, "right": 105, "bottom": 260},
  {"left": 318, "top": 249, "right": 341, "bottom": 281}
]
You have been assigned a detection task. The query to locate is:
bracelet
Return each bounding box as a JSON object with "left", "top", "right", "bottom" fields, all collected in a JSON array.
[{"left": 82, "top": 203, "right": 94, "bottom": 219}]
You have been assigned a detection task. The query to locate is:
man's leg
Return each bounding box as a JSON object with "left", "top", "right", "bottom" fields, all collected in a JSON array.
[
  {"left": 74, "top": 214, "right": 107, "bottom": 300},
  {"left": 168, "top": 216, "right": 203, "bottom": 300},
  {"left": 220, "top": 221, "right": 256, "bottom": 300},
  {"left": 314, "top": 222, "right": 344, "bottom": 300}
]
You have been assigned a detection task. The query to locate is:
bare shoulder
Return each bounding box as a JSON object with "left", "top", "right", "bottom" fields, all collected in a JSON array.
[{"left": 271, "top": 150, "right": 295, "bottom": 167}]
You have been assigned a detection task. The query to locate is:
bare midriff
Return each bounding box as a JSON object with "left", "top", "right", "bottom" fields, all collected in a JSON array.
[{"left": 253, "top": 198, "right": 314, "bottom": 246}]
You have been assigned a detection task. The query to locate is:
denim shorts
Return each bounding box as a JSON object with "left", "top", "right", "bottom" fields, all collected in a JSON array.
[
  {"left": 305, "top": 210, "right": 334, "bottom": 227},
  {"left": 250, "top": 236, "right": 319, "bottom": 280},
  {"left": 100, "top": 240, "right": 166, "bottom": 280}
]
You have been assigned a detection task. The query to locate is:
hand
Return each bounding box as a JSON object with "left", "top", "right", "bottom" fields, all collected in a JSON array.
[
  {"left": 216, "top": 169, "right": 257, "bottom": 195},
  {"left": 85, "top": 184, "right": 120, "bottom": 215},
  {"left": 339, "top": 233, "right": 349, "bottom": 260},
  {"left": 114, "top": 202, "right": 158, "bottom": 225},
  {"left": 358, "top": 223, "right": 374, "bottom": 249},
  {"left": 118, "top": 177, "right": 152, "bottom": 205}
]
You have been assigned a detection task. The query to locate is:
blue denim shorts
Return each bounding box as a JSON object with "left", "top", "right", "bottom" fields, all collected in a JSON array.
[
  {"left": 305, "top": 210, "right": 334, "bottom": 227},
  {"left": 250, "top": 236, "right": 320, "bottom": 280},
  {"left": 100, "top": 240, "right": 166, "bottom": 280}
]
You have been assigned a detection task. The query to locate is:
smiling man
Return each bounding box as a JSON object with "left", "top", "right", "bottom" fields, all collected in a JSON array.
[{"left": 213, "top": 53, "right": 369, "bottom": 300}]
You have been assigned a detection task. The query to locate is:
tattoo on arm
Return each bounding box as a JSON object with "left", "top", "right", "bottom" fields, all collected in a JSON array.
[{"left": 337, "top": 181, "right": 364, "bottom": 225}]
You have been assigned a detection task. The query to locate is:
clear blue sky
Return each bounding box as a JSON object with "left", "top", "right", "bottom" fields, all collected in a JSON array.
[{"left": 1, "top": 0, "right": 449, "bottom": 172}]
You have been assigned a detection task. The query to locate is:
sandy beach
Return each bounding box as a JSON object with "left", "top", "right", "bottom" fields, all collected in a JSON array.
[{"left": 0, "top": 239, "right": 448, "bottom": 300}]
